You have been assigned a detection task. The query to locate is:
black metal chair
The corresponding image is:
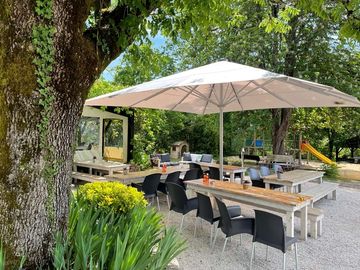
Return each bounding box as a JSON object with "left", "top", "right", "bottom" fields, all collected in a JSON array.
[
  {"left": 195, "top": 193, "right": 241, "bottom": 247},
  {"left": 250, "top": 210, "right": 298, "bottom": 270},
  {"left": 131, "top": 173, "right": 161, "bottom": 210},
  {"left": 166, "top": 182, "right": 198, "bottom": 231},
  {"left": 213, "top": 197, "right": 254, "bottom": 255},
  {"left": 157, "top": 171, "right": 181, "bottom": 208}
]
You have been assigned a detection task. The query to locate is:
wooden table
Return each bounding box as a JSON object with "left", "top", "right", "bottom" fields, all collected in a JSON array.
[
  {"left": 106, "top": 167, "right": 189, "bottom": 185},
  {"left": 196, "top": 162, "right": 247, "bottom": 181},
  {"left": 186, "top": 179, "right": 312, "bottom": 241},
  {"left": 263, "top": 169, "right": 324, "bottom": 193},
  {"left": 74, "top": 160, "right": 130, "bottom": 176}
]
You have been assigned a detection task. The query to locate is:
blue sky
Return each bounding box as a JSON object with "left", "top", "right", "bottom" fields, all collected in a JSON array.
[{"left": 101, "top": 34, "right": 166, "bottom": 81}]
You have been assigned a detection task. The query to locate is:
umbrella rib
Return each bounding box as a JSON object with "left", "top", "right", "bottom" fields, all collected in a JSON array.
[
  {"left": 229, "top": 83, "right": 244, "bottom": 110},
  {"left": 237, "top": 79, "right": 275, "bottom": 98},
  {"left": 202, "top": 84, "right": 215, "bottom": 115},
  {"left": 170, "top": 86, "right": 198, "bottom": 111},
  {"left": 129, "top": 87, "right": 171, "bottom": 107},
  {"left": 225, "top": 81, "right": 253, "bottom": 105},
  {"left": 282, "top": 77, "right": 360, "bottom": 105},
  {"left": 252, "top": 81, "right": 297, "bottom": 108}
]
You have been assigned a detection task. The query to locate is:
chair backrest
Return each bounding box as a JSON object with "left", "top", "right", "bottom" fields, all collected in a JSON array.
[
  {"left": 182, "top": 152, "right": 192, "bottom": 161},
  {"left": 166, "top": 182, "right": 188, "bottom": 211},
  {"left": 200, "top": 154, "right": 213, "bottom": 163},
  {"left": 142, "top": 173, "right": 161, "bottom": 196},
  {"left": 259, "top": 166, "right": 271, "bottom": 177},
  {"left": 248, "top": 168, "right": 261, "bottom": 181},
  {"left": 165, "top": 171, "right": 181, "bottom": 183},
  {"left": 253, "top": 210, "right": 286, "bottom": 252},
  {"left": 160, "top": 153, "right": 171, "bottom": 163},
  {"left": 189, "top": 162, "right": 202, "bottom": 170},
  {"left": 272, "top": 163, "right": 283, "bottom": 173},
  {"left": 196, "top": 193, "right": 214, "bottom": 223},
  {"left": 183, "top": 168, "right": 201, "bottom": 181},
  {"left": 209, "top": 166, "right": 220, "bottom": 180},
  {"left": 215, "top": 197, "right": 232, "bottom": 235}
]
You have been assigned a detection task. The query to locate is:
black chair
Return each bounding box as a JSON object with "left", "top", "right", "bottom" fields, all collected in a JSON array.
[
  {"left": 195, "top": 193, "right": 241, "bottom": 247},
  {"left": 200, "top": 154, "right": 213, "bottom": 163},
  {"left": 213, "top": 197, "right": 254, "bottom": 255},
  {"left": 209, "top": 166, "right": 220, "bottom": 180},
  {"left": 180, "top": 168, "right": 202, "bottom": 189},
  {"left": 250, "top": 210, "right": 298, "bottom": 270},
  {"left": 166, "top": 182, "right": 198, "bottom": 231},
  {"left": 131, "top": 173, "right": 161, "bottom": 210},
  {"left": 157, "top": 171, "right": 181, "bottom": 208}
]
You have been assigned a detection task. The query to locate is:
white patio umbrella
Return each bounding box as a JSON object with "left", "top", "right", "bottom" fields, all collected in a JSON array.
[{"left": 86, "top": 61, "right": 360, "bottom": 177}]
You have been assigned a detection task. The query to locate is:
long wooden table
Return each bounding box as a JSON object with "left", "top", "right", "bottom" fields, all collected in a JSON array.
[
  {"left": 74, "top": 160, "right": 130, "bottom": 176},
  {"left": 105, "top": 167, "right": 189, "bottom": 185},
  {"left": 186, "top": 179, "right": 312, "bottom": 241},
  {"left": 196, "top": 162, "right": 247, "bottom": 181},
  {"left": 263, "top": 169, "right": 324, "bottom": 193}
]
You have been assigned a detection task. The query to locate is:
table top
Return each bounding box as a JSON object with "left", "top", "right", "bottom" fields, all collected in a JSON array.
[
  {"left": 186, "top": 179, "right": 311, "bottom": 208},
  {"left": 74, "top": 160, "right": 129, "bottom": 170},
  {"left": 263, "top": 169, "right": 324, "bottom": 186},
  {"left": 196, "top": 162, "right": 247, "bottom": 172},
  {"left": 106, "top": 167, "right": 189, "bottom": 182}
]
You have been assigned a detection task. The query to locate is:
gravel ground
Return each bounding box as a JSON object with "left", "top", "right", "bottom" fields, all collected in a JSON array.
[{"left": 158, "top": 183, "right": 360, "bottom": 270}]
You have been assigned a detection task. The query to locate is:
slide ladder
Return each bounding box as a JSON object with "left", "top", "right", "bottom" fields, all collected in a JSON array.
[{"left": 301, "top": 143, "right": 335, "bottom": 165}]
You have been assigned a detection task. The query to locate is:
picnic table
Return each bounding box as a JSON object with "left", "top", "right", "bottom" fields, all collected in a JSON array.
[
  {"left": 186, "top": 179, "right": 312, "bottom": 241},
  {"left": 105, "top": 167, "right": 188, "bottom": 185},
  {"left": 263, "top": 169, "right": 324, "bottom": 193},
  {"left": 73, "top": 160, "right": 130, "bottom": 176},
  {"left": 196, "top": 162, "right": 247, "bottom": 181}
]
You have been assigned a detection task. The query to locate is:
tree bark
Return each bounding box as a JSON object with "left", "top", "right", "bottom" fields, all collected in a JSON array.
[
  {"left": 272, "top": 108, "right": 292, "bottom": 154},
  {"left": 0, "top": 0, "right": 159, "bottom": 267}
]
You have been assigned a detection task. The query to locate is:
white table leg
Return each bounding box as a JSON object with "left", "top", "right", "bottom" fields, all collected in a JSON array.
[
  {"left": 265, "top": 183, "right": 270, "bottom": 189},
  {"left": 109, "top": 169, "right": 113, "bottom": 176},
  {"left": 230, "top": 172, "right": 235, "bottom": 182},
  {"left": 300, "top": 206, "right": 308, "bottom": 241},
  {"left": 285, "top": 212, "right": 295, "bottom": 238}
]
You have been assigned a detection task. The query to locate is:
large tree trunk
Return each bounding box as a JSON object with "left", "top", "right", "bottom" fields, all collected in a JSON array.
[
  {"left": 1, "top": 0, "right": 158, "bottom": 267},
  {"left": 271, "top": 108, "right": 292, "bottom": 154},
  {"left": 0, "top": 1, "right": 99, "bottom": 268}
]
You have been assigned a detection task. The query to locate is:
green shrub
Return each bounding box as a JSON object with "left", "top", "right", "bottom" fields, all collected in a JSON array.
[
  {"left": 320, "top": 163, "right": 339, "bottom": 178},
  {"left": 53, "top": 198, "right": 186, "bottom": 269},
  {"left": 76, "top": 182, "right": 147, "bottom": 215}
]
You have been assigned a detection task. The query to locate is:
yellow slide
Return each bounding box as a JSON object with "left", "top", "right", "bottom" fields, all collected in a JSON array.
[{"left": 301, "top": 143, "right": 335, "bottom": 165}]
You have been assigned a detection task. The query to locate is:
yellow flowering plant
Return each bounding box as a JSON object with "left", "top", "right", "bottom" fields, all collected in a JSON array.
[{"left": 76, "top": 182, "right": 147, "bottom": 214}]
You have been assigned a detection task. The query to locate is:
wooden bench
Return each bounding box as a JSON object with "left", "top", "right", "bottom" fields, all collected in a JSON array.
[
  {"left": 295, "top": 207, "right": 324, "bottom": 239},
  {"left": 72, "top": 172, "right": 107, "bottom": 183},
  {"left": 300, "top": 182, "right": 338, "bottom": 207}
]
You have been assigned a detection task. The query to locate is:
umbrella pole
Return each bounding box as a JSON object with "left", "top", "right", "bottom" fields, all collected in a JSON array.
[{"left": 219, "top": 107, "right": 224, "bottom": 180}]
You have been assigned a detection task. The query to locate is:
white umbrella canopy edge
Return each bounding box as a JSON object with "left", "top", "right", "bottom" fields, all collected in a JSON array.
[{"left": 86, "top": 61, "right": 360, "bottom": 178}]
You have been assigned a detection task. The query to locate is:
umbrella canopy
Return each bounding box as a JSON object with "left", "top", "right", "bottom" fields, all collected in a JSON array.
[{"left": 86, "top": 61, "right": 360, "bottom": 176}]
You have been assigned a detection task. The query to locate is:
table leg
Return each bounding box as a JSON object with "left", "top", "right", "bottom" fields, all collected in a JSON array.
[
  {"left": 109, "top": 169, "right": 113, "bottom": 176},
  {"left": 265, "top": 183, "right": 270, "bottom": 189},
  {"left": 230, "top": 172, "right": 235, "bottom": 182},
  {"left": 285, "top": 212, "right": 295, "bottom": 238},
  {"left": 298, "top": 184, "right": 302, "bottom": 193},
  {"left": 300, "top": 206, "right": 308, "bottom": 241},
  {"left": 319, "top": 176, "right": 323, "bottom": 184}
]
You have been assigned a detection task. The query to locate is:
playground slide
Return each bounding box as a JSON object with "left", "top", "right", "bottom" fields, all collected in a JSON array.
[{"left": 301, "top": 143, "right": 335, "bottom": 165}]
